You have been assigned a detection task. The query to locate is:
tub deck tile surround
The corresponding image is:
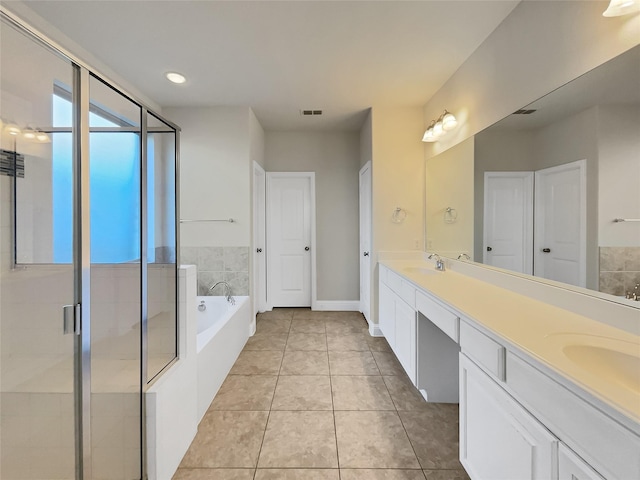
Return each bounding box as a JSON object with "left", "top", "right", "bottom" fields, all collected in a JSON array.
[{"left": 175, "top": 309, "right": 469, "bottom": 480}]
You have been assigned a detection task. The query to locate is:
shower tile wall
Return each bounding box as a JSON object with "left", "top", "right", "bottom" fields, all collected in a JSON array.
[
  {"left": 180, "top": 246, "right": 249, "bottom": 296},
  {"left": 599, "top": 246, "right": 640, "bottom": 296}
]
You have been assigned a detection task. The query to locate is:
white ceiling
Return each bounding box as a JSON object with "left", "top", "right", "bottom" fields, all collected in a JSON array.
[{"left": 19, "top": 0, "right": 519, "bottom": 131}]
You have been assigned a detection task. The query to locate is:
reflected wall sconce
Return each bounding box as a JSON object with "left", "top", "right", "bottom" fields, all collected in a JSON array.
[
  {"left": 603, "top": 0, "right": 640, "bottom": 16},
  {"left": 422, "top": 110, "right": 458, "bottom": 143},
  {"left": 1, "top": 119, "right": 50, "bottom": 143}
]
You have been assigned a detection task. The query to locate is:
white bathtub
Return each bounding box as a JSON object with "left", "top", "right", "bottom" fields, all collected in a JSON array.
[
  {"left": 196, "top": 295, "right": 247, "bottom": 352},
  {"left": 195, "top": 294, "right": 251, "bottom": 420}
]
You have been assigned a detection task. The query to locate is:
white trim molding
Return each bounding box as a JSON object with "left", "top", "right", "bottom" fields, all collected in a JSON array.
[{"left": 314, "top": 300, "right": 360, "bottom": 311}]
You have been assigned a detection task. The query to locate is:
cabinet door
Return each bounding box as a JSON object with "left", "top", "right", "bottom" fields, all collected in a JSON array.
[
  {"left": 460, "top": 354, "right": 557, "bottom": 480},
  {"left": 395, "top": 298, "right": 417, "bottom": 383},
  {"left": 559, "top": 444, "right": 604, "bottom": 480},
  {"left": 379, "top": 282, "right": 395, "bottom": 349}
]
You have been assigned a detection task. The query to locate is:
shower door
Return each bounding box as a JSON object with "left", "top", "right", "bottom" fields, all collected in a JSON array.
[
  {"left": 0, "top": 17, "right": 80, "bottom": 479},
  {"left": 1, "top": 8, "right": 179, "bottom": 479}
]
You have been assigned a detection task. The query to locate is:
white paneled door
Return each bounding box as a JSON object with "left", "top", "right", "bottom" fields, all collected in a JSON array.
[
  {"left": 267, "top": 173, "right": 314, "bottom": 307},
  {"left": 359, "top": 162, "right": 372, "bottom": 323},
  {"left": 483, "top": 172, "right": 534, "bottom": 274},
  {"left": 534, "top": 160, "right": 586, "bottom": 288}
]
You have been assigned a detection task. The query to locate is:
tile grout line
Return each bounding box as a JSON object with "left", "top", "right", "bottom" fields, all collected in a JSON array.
[
  {"left": 325, "top": 312, "right": 342, "bottom": 479},
  {"left": 250, "top": 310, "right": 291, "bottom": 480}
]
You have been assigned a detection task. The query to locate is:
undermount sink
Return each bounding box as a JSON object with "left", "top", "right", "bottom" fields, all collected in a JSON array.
[
  {"left": 403, "top": 266, "right": 439, "bottom": 276},
  {"left": 546, "top": 333, "right": 640, "bottom": 394}
]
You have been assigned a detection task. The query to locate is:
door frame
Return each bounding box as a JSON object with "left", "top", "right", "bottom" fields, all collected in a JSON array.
[
  {"left": 359, "top": 161, "right": 372, "bottom": 323},
  {"left": 252, "top": 161, "right": 267, "bottom": 322},
  {"left": 265, "top": 171, "right": 317, "bottom": 310},
  {"left": 534, "top": 159, "right": 587, "bottom": 287}
]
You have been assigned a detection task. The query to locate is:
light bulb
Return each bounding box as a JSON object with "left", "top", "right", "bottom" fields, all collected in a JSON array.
[
  {"left": 433, "top": 119, "right": 444, "bottom": 137},
  {"left": 5, "top": 123, "right": 21, "bottom": 136},
  {"left": 23, "top": 128, "right": 37, "bottom": 140},
  {"left": 442, "top": 111, "right": 458, "bottom": 131},
  {"left": 422, "top": 121, "right": 436, "bottom": 142},
  {"left": 603, "top": 0, "right": 640, "bottom": 16},
  {"left": 165, "top": 72, "right": 186, "bottom": 84},
  {"left": 35, "top": 131, "right": 51, "bottom": 143},
  {"left": 422, "top": 128, "right": 436, "bottom": 142}
]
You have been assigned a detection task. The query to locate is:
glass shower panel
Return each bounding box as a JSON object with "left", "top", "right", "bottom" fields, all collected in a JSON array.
[
  {"left": 88, "top": 75, "right": 142, "bottom": 480},
  {"left": 0, "top": 19, "right": 76, "bottom": 480},
  {"left": 146, "top": 112, "right": 177, "bottom": 381}
]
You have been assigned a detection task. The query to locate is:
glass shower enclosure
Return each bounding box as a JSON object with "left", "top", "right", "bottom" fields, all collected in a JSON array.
[{"left": 0, "top": 9, "right": 179, "bottom": 480}]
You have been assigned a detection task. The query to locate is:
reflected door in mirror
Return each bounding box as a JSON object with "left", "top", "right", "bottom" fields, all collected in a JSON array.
[{"left": 483, "top": 172, "right": 534, "bottom": 274}]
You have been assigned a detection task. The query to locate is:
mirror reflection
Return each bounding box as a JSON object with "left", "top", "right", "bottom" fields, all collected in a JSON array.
[{"left": 425, "top": 44, "right": 640, "bottom": 299}]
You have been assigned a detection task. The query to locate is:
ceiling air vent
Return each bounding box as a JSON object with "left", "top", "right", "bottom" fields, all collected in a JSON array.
[
  {"left": 513, "top": 109, "right": 537, "bottom": 115},
  {"left": 300, "top": 110, "right": 323, "bottom": 116}
]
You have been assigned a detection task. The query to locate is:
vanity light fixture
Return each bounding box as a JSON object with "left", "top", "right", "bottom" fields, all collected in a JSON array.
[
  {"left": 165, "top": 72, "right": 186, "bottom": 84},
  {"left": 603, "top": 0, "right": 640, "bottom": 16},
  {"left": 422, "top": 110, "right": 458, "bottom": 143}
]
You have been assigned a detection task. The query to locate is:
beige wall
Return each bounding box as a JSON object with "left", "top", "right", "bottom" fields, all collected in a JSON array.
[
  {"left": 264, "top": 131, "right": 360, "bottom": 302},
  {"left": 598, "top": 104, "right": 640, "bottom": 247},
  {"left": 423, "top": 0, "right": 640, "bottom": 160},
  {"left": 359, "top": 109, "right": 373, "bottom": 169},
  {"left": 425, "top": 137, "right": 474, "bottom": 259},
  {"left": 369, "top": 106, "right": 425, "bottom": 326},
  {"left": 166, "top": 107, "right": 253, "bottom": 248}
]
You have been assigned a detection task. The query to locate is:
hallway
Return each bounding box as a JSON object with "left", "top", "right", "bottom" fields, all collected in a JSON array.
[{"left": 173, "top": 309, "right": 469, "bottom": 480}]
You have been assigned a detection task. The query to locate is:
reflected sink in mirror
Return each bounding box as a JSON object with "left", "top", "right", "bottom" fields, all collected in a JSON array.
[
  {"left": 546, "top": 333, "right": 640, "bottom": 394},
  {"left": 402, "top": 266, "right": 440, "bottom": 276}
]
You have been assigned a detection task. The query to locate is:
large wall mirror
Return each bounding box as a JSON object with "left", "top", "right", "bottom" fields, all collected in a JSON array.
[{"left": 425, "top": 44, "right": 639, "bottom": 302}]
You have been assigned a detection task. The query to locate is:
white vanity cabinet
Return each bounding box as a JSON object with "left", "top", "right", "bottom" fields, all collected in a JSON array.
[
  {"left": 378, "top": 261, "right": 639, "bottom": 480},
  {"left": 460, "top": 354, "right": 557, "bottom": 480},
  {"left": 378, "top": 266, "right": 417, "bottom": 383}
]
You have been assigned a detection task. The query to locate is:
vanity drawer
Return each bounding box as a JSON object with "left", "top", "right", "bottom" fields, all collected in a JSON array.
[
  {"left": 387, "top": 270, "right": 415, "bottom": 308},
  {"left": 386, "top": 269, "right": 402, "bottom": 291},
  {"left": 416, "top": 291, "right": 459, "bottom": 342},
  {"left": 459, "top": 321, "right": 505, "bottom": 381}
]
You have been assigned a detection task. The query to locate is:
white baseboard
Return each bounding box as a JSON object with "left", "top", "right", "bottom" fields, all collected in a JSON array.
[
  {"left": 369, "top": 325, "right": 384, "bottom": 337},
  {"left": 314, "top": 301, "right": 360, "bottom": 311}
]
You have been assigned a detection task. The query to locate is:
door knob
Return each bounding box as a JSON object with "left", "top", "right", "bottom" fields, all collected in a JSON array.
[
  {"left": 364, "top": 252, "right": 369, "bottom": 257},
  {"left": 256, "top": 248, "right": 262, "bottom": 253},
  {"left": 486, "top": 246, "right": 493, "bottom": 252},
  {"left": 542, "top": 248, "right": 551, "bottom": 253},
  {"left": 305, "top": 246, "right": 310, "bottom": 251}
]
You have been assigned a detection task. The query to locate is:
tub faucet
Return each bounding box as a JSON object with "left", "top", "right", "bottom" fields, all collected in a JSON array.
[
  {"left": 428, "top": 253, "right": 446, "bottom": 271},
  {"left": 209, "top": 281, "right": 235, "bottom": 305}
]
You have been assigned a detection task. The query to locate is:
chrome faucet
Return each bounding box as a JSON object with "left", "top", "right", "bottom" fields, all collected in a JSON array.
[
  {"left": 209, "top": 281, "right": 235, "bottom": 305},
  {"left": 457, "top": 253, "right": 471, "bottom": 261},
  {"left": 626, "top": 283, "right": 640, "bottom": 301},
  {"left": 428, "top": 253, "right": 446, "bottom": 271}
]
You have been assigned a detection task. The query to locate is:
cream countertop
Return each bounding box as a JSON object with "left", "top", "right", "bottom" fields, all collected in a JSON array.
[{"left": 379, "top": 258, "right": 640, "bottom": 430}]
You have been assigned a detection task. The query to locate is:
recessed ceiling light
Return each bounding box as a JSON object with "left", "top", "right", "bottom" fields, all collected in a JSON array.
[{"left": 166, "top": 72, "right": 186, "bottom": 84}]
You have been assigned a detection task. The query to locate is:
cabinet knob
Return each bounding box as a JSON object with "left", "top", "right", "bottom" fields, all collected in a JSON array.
[
  {"left": 364, "top": 252, "right": 369, "bottom": 257},
  {"left": 256, "top": 248, "right": 262, "bottom": 253},
  {"left": 305, "top": 246, "right": 310, "bottom": 251},
  {"left": 542, "top": 248, "right": 551, "bottom": 253},
  {"left": 486, "top": 246, "right": 493, "bottom": 252}
]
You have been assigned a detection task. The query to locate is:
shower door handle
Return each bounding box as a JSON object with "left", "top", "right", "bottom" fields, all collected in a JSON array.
[{"left": 63, "top": 304, "right": 81, "bottom": 335}]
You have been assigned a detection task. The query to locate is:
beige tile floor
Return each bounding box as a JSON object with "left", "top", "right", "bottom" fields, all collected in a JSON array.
[{"left": 174, "top": 309, "right": 470, "bottom": 480}]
